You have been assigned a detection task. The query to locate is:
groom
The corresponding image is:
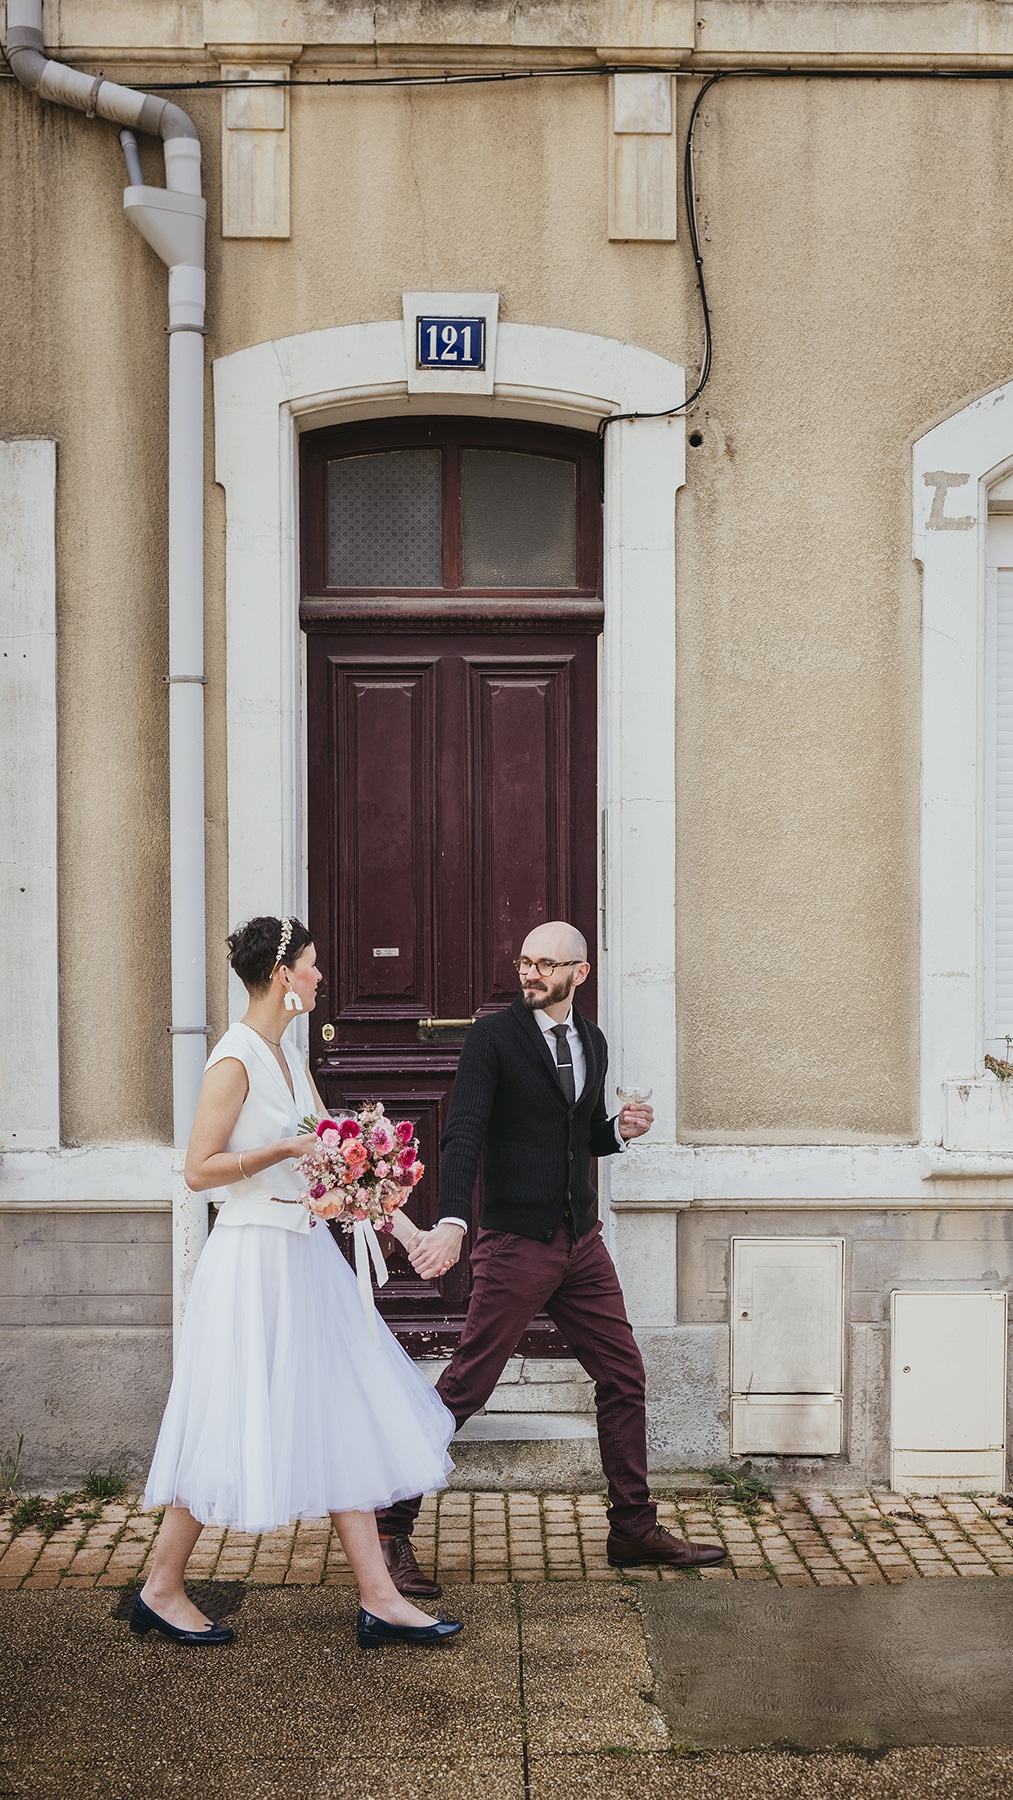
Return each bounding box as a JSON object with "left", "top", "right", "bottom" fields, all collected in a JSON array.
[{"left": 376, "top": 919, "right": 726, "bottom": 1596}]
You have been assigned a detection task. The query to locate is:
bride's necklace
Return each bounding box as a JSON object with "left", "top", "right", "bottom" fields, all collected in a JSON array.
[{"left": 247, "top": 1022, "right": 283, "bottom": 1049}]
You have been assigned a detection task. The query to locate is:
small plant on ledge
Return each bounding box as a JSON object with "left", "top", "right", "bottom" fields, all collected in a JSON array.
[{"left": 985, "top": 1035, "right": 1013, "bottom": 1081}]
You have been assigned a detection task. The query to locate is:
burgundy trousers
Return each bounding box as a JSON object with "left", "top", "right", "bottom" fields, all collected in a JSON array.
[{"left": 376, "top": 1220, "right": 657, "bottom": 1541}]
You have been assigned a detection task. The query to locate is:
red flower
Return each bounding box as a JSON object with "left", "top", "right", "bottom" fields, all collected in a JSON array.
[
  {"left": 315, "top": 1118, "right": 340, "bottom": 1138},
  {"left": 395, "top": 1120, "right": 414, "bottom": 1146},
  {"left": 396, "top": 1146, "right": 416, "bottom": 1171},
  {"left": 338, "top": 1119, "right": 361, "bottom": 1140}
]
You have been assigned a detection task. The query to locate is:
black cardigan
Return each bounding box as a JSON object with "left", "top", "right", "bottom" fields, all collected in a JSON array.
[{"left": 436, "top": 994, "right": 622, "bottom": 1241}]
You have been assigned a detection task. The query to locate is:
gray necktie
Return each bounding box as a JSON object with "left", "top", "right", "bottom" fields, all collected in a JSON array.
[{"left": 551, "top": 1022, "right": 576, "bottom": 1106}]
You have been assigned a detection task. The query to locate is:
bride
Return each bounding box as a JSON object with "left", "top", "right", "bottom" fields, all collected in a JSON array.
[{"left": 134, "top": 915, "right": 461, "bottom": 1650}]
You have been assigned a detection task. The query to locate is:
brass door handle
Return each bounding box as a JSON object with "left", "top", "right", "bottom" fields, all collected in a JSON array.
[{"left": 417, "top": 1016, "right": 475, "bottom": 1041}]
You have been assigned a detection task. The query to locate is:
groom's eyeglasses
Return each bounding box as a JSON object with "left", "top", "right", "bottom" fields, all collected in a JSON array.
[{"left": 513, "top": 957, "right": 583, "bottom": 977}]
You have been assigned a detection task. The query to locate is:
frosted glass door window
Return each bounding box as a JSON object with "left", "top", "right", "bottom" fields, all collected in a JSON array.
[
  {"left": 326, "top": 448, "right": 442, "bottom": 588},
  {"left": 462, "top": 450, "right": 577, "bottom": 587}
]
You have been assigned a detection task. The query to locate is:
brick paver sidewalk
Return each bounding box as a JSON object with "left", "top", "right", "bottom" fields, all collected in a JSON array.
[{"left": 3, "top": 1487, "right": 1013, "bottom": 1592}]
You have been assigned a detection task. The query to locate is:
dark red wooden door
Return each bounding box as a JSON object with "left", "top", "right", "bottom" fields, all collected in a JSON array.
[{"left": 301, "top": 420, "right": 601, "bottom": 1352}]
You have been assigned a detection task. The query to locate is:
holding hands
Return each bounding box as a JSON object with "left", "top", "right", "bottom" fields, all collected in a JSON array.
[
  {"left": 387, "top": 1208, "right": 464, "bottom": 1281},
  {"left": 407, "top": 1221, "right": 465, "bottom": 1281}
]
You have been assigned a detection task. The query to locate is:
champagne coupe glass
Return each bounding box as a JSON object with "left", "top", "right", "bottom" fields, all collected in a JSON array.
[{"left": 616, "top": 1084, "right": 653, "bottom": 1107}]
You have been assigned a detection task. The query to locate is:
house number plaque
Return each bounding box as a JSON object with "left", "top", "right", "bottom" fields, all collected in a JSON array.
[{"left": 416, "top": 316, "right": 485, "bottom": 369}]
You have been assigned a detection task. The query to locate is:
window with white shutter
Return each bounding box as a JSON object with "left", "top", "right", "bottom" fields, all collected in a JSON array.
[{"left": 985, "top": 506, "right": 1013, "bottom": 1052}]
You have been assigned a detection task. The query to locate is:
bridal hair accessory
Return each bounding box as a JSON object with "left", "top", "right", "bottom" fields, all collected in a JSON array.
[
  {"left": 294, "top": 1104, "right": 424, "bottom": 1338},
  {"left": 270, "top": 916, "right": 294, "bottom": 977}
]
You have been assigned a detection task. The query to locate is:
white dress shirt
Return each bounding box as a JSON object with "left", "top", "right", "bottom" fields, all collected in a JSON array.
[{"left": 442, "top": 1004, "right": 624, "bottom": 1234}]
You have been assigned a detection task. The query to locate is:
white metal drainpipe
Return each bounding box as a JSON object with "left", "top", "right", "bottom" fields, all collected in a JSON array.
[{"left": 4, "top": 0, "right": 209, "bottom": 1347}]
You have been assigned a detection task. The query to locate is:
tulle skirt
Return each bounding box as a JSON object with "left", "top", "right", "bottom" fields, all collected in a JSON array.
[{"left": 144, "top": 1220, "right": 455, "bottom": 1533}]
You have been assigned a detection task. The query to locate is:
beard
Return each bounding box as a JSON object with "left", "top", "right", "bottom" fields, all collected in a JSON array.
[{"left": 522, "top": 972, "right": 575, "bottom": 1011}]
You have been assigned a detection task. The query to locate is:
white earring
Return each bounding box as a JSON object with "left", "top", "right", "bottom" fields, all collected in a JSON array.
[{"left": 283, "top": 989, "right": 303, "bottom": 1013}]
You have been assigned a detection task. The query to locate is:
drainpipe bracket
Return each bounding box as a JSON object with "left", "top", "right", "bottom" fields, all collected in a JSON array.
[{"left": 5, "top": 24, "right": 45, "bottom": 52}]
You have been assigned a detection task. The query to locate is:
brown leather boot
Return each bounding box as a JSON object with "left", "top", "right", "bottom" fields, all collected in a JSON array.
[
  {"left": 379, "top": 1533, "right": 443, "bottom": 1598},
  {"left": 606, "top": 1524, "right": 727, "bottom": 1568}
]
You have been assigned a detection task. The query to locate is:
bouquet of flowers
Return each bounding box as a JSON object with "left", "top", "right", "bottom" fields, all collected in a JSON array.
[{"left": 294, "top": 1101, "right": 424, "bottom": 1231}]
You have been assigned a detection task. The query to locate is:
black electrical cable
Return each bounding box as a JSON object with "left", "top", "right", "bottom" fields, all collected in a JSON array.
[
  {"left": 597, "top": 71, "right": 723, "bottom": 485},
  {"left": 24, "top": 64, "right": 1013, "bottom": 91}
]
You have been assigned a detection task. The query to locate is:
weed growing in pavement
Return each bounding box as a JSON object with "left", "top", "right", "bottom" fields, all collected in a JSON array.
[
  {"left": 8, "top": 1494, "right": 46, "bottom": 1534},
  {"left": 8, "top": 1492, "right": 77, "bottom": 1538},
  {"left": 0, "top": 1433, "right": 24, "bottom": 1503},
  {"left": 706, "top": 1465, "right": 773, "bottom": 1516},
  {"left": 84, "top": 1464, "right": 129, "bottom": 1501}
]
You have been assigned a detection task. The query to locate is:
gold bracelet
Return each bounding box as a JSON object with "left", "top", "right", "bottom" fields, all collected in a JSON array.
[
  {"left": 238, "top": 1151, "right": 251, "bottom": 1180},
  {"left": 407, "top": 1228, "right": 423, "bottom": 1251}
]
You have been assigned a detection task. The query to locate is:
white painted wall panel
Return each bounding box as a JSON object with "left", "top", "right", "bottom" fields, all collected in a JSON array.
[
  {"left": 986, "top": 515, "right": 1013, "bottom": 1047},
  {"left": 891, "top": 1291, "right": 1006, "bottom": 1454},
  {"left": 0, "top": 441, "right": 59, "bottom": 1149}
]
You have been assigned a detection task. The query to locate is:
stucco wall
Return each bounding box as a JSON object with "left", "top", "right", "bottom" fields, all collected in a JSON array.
[
  {"left": 675, "top": 77, "right": 1013, "bottom": 1142},
  {"left": 4, "top": 56, "right": 1013, "bottom": 1146}
]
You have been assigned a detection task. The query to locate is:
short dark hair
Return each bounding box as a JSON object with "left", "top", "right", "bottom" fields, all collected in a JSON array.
[{"left": 227, "top": 916, "right": 313, "bottom": 992}]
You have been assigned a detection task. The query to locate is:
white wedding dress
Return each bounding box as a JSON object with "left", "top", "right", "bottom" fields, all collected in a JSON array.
[{"left": 144, "top": 1023, "right": 455, "bottom": 1534}]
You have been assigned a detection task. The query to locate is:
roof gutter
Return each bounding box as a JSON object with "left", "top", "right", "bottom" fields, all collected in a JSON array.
[{"left": 4, "top": 0, "right": 209, "bottom": 1341}]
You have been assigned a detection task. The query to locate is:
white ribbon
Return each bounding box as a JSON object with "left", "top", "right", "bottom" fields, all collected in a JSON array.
[{"left": 352, "top": 1219, "right": 390, "bottom": 1342}]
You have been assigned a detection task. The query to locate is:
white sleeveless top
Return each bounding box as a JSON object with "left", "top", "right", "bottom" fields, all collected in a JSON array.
[{"left": 207, "top": 1022, "right": 316, "bottom": 1234}]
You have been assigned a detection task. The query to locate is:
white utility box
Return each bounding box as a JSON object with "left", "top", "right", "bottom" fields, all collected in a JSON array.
[
  {"left": 891, "top": 1291, "right": 1007, "bottom": 1493},
  {"left": 730, "top": 1237, "right": 845, "bottom": 1455}
]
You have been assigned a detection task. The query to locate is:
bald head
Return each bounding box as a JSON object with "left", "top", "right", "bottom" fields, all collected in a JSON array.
[{"left": 521, "top": 920, "right": 588, "bottom": 964}]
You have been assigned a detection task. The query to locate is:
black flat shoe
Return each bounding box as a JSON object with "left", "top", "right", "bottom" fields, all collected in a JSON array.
[
  {"left": 129, "top": 1591, "right": 234, "bottom": 1646},
  {"left": 356, "top": 1607, "right": 463, "bottom": 1649}
]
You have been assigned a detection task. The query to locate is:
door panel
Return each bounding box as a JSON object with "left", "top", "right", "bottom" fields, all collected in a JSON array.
[
  {"left": 308, "top": 628, "right": 599, "bottom": 1351},
  {"left": 470, "top": 658, "right": 574, "bottom": 1013},
  {"left": 333, "top": 661, "right": 436, "bottom": 1019}
]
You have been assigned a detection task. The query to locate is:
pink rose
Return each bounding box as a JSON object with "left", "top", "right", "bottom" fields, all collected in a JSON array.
[
  {"left": 319, "top": 1127, "right": 340, "bottom": 1147},
  {"left": 315, "top": 1118, "right": 340, "bottom": 1138},
  {"left": 338, "top": 1119, "right": 361, "bottom": 1141},
  {"left": 343, "top": 1140, "right": 369, "bottom": 1174},
  {"left": 375, "top": 1160, "right": 390, "bottom": 1179},
  {"left": 396, "top": 1146, "right": 416, "bottom": 1171},
  {"left": 395, "top": 1120, "right": 414, "bottom": 1146},
  {"left": 369, "top": 1124, "right": 395, "bottom": 1155}
]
